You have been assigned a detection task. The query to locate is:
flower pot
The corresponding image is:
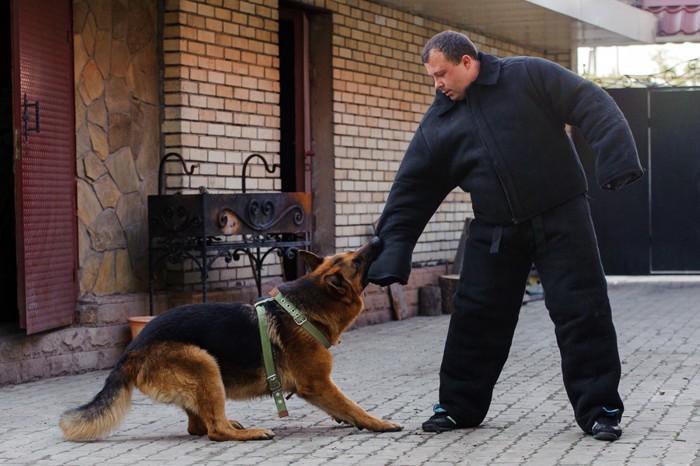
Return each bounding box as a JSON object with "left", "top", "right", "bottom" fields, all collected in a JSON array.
[{"left": 128, "top": 316, "right": 156, "bottom": 340}]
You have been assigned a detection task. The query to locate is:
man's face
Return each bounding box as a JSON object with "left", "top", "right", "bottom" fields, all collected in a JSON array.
[{"left": 424, "top": 50, "right": 475, "bottom": 102}]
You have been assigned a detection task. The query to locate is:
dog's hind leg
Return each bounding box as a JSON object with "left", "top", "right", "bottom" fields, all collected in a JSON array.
[
  {"left": 185, "top": 409, "right": 207, "bottom": 436},
  {"left": 136, "top": 343, "right": 274, "bottom": 441},
  {"left": 186, "top": 409, "right": 244, "bottom": 436}
]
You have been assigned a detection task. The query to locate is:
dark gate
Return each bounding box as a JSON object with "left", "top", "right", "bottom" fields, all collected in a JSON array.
[
  {"left": 648, "top": 90, "right": 700, "bottom": 272},
  {"left": 577, "top": 87, "right": 700, "bottom": 274}
]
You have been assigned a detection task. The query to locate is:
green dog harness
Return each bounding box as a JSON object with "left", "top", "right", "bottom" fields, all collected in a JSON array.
[{"left": 255, "top": 288, "right": 332, "bottom": 417}]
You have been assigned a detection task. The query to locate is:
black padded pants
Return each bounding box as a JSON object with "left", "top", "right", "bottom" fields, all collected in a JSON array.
[{"left": 439, "top": 195, "right": 623, "bottom": 433}]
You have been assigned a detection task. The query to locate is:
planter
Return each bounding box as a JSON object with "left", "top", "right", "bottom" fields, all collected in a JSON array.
[{"left": 127, "top": 316, "right": 156, "bottom": 340}]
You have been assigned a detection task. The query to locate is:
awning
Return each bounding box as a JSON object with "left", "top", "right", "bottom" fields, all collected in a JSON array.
[{"left": 374, "top": 0, "right": 658, "bottom": 54}]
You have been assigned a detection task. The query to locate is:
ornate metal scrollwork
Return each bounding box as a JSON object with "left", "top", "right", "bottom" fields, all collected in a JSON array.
[
  {"left": 150, "top": 205, "right": 203, "bottom": 233},
  {"left": 585, "top": 58, "right": 700, "bottom": 89},
  {"left": 216, "top": 201, "right": 306, "bottom": 233},
  {"left": 158, "top": 152, "right": 199, "bottom": 195},
  {"left": 242, "top": 153, "right": 279, "bottom": 193},
  {"left": 249, "top": 199, "right": 275, "bottom": 228},
  {"left": 149, "top": 153, "right": 312, "bottom": 313}
]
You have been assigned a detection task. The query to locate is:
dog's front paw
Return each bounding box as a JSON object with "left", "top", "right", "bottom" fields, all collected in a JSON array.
[
  {"left": 362, "top": 418, "right": 403, "bottom": 432},
  {"left": 376, "top": 420, "right": 403, "bottom": 432},
  {"left": 332, "top": 416, "right": 353, "bottom": 426},
  {"left": 207, "top": 427, "right": 275, "bottom": 441},
  {"left": 247, "top": 428, "right": 275, "bottom": 440}
]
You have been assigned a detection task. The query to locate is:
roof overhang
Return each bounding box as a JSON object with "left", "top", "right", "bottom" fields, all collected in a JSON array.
[
  {"left": 374, "top": 0, "right": 659, "bottom": 54},
  {"left": 641, "top": 0, "right": 700, "bottom": 42}
]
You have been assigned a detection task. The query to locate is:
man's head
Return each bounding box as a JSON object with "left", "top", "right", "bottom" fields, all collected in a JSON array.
[{"left": 422, "top": 31, "right": 480, "bottom": 102}]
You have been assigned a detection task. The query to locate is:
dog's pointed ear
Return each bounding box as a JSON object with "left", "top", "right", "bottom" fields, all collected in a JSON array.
[
  {"left": 324, "top": 272, "right": 347, "bottom": 296},
  {"left": 298, "top": 250, "right": 324, "bottom": 271}
]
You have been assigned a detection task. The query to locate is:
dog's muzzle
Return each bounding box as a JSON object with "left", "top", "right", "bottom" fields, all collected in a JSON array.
[{"left": 361, "top": 236, "right": 383, "bottom": 288}]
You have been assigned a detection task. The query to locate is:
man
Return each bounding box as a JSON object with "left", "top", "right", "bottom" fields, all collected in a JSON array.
[{"left": 367, "top": 31, "right": 642, "bottom": 441}]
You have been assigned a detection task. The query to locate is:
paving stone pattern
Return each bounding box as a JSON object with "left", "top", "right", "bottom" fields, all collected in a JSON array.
[{"left": 1, "top": 281, "right": 699, "bottom": 465}]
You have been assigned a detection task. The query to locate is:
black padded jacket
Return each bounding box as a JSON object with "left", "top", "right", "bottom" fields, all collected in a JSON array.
[{"left": 367, "top": 52, "right": 643, "bottom": 286}]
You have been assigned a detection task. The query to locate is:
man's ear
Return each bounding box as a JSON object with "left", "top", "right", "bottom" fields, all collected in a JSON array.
[
  {"left": 324, "top": 272, "right": 346, "bottom": 296},
  {"left": 298, "top": 250, "right": 324, "bottom": 271}
]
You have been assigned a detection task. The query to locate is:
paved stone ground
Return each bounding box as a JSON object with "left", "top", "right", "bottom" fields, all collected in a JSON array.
[{"left": 1, "top": 280, "right": 699, "bottom": 466}]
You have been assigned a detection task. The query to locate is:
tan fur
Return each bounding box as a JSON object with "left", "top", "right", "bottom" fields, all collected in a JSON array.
[
  {"left": 59, "top": 385, "right": 132, "bottom": 441},
  {"left": 59, "top": 240, "right": 402, "bottom": 442},
  {"left": 59, "top": 374, "right": 131, "bottom": 441},
  {"left": 217, "top": 209, "right": 241, "bottom": 235}
]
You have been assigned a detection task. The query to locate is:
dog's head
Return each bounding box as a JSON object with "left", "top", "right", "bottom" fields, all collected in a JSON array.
[
  {"left": 297, "top": 236, "right": 381, "bottom": 300},
  {"left": 278, "top": 238, "right": 382, "bottom": 341}
]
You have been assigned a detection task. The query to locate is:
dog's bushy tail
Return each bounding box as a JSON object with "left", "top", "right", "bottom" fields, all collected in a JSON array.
[{"left": 59, "top": 362, "right": 133, "bottom": 441}]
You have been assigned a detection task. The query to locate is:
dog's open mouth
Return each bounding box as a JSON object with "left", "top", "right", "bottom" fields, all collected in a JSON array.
[{"left": 361, "top": 236, "right": 383, "bottom": 288}]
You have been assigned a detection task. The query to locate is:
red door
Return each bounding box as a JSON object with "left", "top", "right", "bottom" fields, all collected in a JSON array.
[{"left": 12, "top": 0, "right": 77, "bottom": 333}]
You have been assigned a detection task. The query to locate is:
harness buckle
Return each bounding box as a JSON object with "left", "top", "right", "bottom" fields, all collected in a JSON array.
[
  {"left": 289, "top": 310, "right": 307, "bottom": 326},
  {"left": 267, "top": 374, "right": 282, "bottom": 392}
]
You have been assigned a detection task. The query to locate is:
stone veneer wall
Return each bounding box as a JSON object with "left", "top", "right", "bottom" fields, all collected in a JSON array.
[
  {"left": 0, "top": 0, "right": 164, "bottom": 387},
  {"left": 73, "top": 0, "right": 160, "bottom": 300}
]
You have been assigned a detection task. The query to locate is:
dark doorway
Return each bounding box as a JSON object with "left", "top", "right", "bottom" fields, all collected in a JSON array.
[
  {"left": 279, "top": 5, "right": 307, "bottom": 279},
  {"left": 577, "top": 87, "right": 700, "bottom": 274},
  {"left": 279, "top": 8, "right": 306, "bottom": 194},
  {"left": 0, "top": 0, "right": 17, "bottom": 324},
  {"left": 279, "top": 2, "right": 334, "bottom": 277},
  {"left": 278, "top": 2, "right": 334, "bottom": 259}
]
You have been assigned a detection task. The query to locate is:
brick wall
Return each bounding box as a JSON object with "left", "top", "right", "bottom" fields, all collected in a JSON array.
[
  {"left": 161, "top": 0, "right": 284, "bottom": 289},
  {"left": 328, "top": 1, "right": 568, "bottom": 261},
  {"left": 72, "top": 0, "right": 570, "bottom": 298},
  {"left": 160, "top": 0, "right": 570, "bottom": 293},
  {"left": 0, "top": 0, "right": 574, "bottom": 386},
  {"left": 162, "top": 0, "right": 281, "bottom": 192}
]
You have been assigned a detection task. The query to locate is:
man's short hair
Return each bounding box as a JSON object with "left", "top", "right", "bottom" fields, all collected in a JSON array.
[{"left": 422, "top": 31, "right": 479, "bottom": 64}]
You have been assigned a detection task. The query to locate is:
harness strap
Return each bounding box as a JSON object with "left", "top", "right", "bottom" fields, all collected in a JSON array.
[
  {"left": 255, "top": 298, "right": 289, "bottom": 418},
  {"left": 255, "top": 290, "right": 333, "bottom": 417},
  {"left": 270, "top": 288, "right": 332, "bottom": 349}
]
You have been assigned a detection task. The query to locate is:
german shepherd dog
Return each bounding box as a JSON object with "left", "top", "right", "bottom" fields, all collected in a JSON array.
[{"left": 59, "top": 238, "right": 403, "bottom": 441}]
